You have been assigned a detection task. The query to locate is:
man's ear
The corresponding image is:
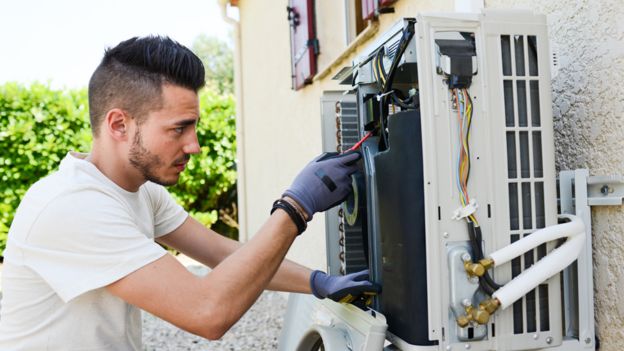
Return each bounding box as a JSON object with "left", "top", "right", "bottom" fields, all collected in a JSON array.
[{"left": 105, "top": 108, "right": 130, "bottom": 141}]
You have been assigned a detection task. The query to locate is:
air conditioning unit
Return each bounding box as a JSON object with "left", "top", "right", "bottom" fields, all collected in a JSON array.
[{"left": 280, "top": 10, "right": 596, "bottom": 351}]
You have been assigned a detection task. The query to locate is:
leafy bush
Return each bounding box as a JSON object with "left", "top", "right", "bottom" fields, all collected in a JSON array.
[
  {"left": 0, "top": 83, "right": 238, "bottom": 256},
  {"left": 0, "top": 83, "right": 92, "bottom": 256},
  {"left": 170, "top": 91, "right": 238, "bottom": 239}
]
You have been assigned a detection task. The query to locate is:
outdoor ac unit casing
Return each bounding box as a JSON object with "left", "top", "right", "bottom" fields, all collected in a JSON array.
[{"left": 281, "top": 10, "right": 595, "bottom": 351}]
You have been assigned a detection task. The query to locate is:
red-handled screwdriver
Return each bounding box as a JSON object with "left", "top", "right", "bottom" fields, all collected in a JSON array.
[{"left": 347, "top": 130, "right": 375, "bottom": 152}]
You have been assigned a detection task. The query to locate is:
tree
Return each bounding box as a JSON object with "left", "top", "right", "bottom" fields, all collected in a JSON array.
[{"left": 192, "top": 34, "right": 234, "bottom": 95}]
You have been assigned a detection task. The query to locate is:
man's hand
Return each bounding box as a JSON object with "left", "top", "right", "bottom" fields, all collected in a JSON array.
[
  {"left": 310, "top": 269, "right": 381, "bottom": 305},
  {"left": 283, "top": 151, "right": 361, "bottom": 221}
]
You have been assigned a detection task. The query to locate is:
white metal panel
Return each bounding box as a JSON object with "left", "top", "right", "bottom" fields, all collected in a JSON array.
[{"left": 416, "top": 10, "right": 564, "bottom": 351}]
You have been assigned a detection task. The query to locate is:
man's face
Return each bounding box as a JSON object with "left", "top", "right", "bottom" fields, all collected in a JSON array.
[{"left": 128, "top": 84, "right": 201, "bottom": 186}]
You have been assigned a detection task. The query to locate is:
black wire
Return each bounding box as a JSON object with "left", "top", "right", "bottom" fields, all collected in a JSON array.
[
  {"left": 370, "top": 48, "right": 389, "bottom": 149},
  {"left": 467, "top": 222, "right": 496, "bottom": 295},
  {"left": 382, "top": 23, "right": 415, "bottom": 94},
  {"left": 390, "top": 94, "right": 413, "bottom": 109},
  {"left": 377, "top": 21, "right": 416, "bottom": 143},
  {"left": 467, "top": 222, "right": 482, "bottom": 260},
  {"left": 389, "top": 87, "right": 419, "bottom": 110},
  {"left": 378, "top": 95, "right": 388, "bottom": 149},
  {"left": 351, "top": 69, "right": 359, "bottom": 86},
  {"left": 474, "top": 225, "right": 502, "bottom": 290}
]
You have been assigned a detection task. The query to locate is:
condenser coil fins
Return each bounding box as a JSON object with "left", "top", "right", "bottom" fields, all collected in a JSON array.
[{"left": 373, "top": 110, "right": 434, "bottom": 346}]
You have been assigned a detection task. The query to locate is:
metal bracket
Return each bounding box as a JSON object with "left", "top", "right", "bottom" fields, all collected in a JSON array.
[
  {"left": 558, "top": 169, "right": 597, "bottom": 350},
  {"left": 587, "top": 175, "right": 624, "bottom": 206}
]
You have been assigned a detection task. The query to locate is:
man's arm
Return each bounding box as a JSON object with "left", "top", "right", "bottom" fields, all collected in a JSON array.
[
  {"left": 157, "top": 214, "right": 312, "bottom": 293},
  {"left": 106, "top": 209, "right": 298, "bottom": 340},
  {"left": 107, "top": 151, "right": 374, "bottom": 340}
]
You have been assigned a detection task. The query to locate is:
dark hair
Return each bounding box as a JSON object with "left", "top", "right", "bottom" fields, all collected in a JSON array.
[{"left": 88, "top": 36, "right": 205, "bottom": 136}]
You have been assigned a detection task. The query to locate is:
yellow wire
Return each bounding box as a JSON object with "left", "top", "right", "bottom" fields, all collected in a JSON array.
[
  {"left": 377, "top": 54, "right": 386, "bottom": 85},
  {"left": 455, "top": 88, "right": 478, "bottom": 226}
]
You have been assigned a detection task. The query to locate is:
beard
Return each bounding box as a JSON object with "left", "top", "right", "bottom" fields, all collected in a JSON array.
[{"left": 128, "top": 127, "right": 184, "bottom": 186}]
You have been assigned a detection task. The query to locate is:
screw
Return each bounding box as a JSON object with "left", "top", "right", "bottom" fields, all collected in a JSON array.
[
  {"left": 585, "top": 337, "right": 592, "bottom": 344},
  {"left": 601, "top": 185, "right": 610, "bottom": 195},
  {"left": 465, "top": 344, "right": 471, "bottom": 349},
  {"left": 462, "top": 253, "right": 472, "bottom": 262},
  {"left": 533, "top": 334, "right": 539, "bottom": 340},
  {"left": 443, "top": 232, "right": 449, "bottom": 238},
  {"left": 546, "top": 336, "right": 553, "bottom": 344}
]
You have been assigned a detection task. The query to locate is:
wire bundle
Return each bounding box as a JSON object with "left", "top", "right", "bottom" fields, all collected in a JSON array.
[
  {"left": 369, "top": 22, "right": 418, "bottom": 149},
  {"left": 453, "top": 88, "right": 476, "bottom": 224},
  {"left": 452, "top": 88, "right": 501, "bottom": 295}
]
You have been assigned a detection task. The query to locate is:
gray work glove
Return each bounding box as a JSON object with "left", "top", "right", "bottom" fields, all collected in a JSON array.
[
  {"left": 283, "top": 151, "right": 360, "bottom": 221},
  {"left": 310, "top": 269, "right": 381, "bottom": 305}
]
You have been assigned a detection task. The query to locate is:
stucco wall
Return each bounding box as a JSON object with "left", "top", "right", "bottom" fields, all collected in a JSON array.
[
  {"left": 484, "top": 1, "right": 624, "bottom": 349},
  {"left": 235, "top": 1, "right": 623, "bottom": 347}
]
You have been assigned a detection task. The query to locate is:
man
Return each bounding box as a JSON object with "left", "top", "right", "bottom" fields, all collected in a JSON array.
[{"left": 0, "top": 36, "right": 378, "bottom": 349}]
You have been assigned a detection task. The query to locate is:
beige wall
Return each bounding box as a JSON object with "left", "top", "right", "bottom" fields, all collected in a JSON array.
[{"left": 235, "top": 0, "right": 623, "bottom": 347}]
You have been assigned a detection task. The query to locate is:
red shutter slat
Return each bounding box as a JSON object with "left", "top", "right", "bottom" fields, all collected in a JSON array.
[
  {"left": 379, "top": 0, "right": 397, "bottom": 6},
  {"left": 361, "top": 0, "right": 376, "bottom": 20},
  {"left": 287, "top": 0, "right": 318, "bottom": 90},
  {"left": 362, "top": 0, "right": 398, "bottom": 20}
]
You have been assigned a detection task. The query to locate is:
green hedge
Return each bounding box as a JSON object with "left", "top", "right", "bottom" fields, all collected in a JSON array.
[
  {"left": 0, "top": 83, "right": 237, "bottom": 256},
  {"left": 170, "top": 91, "right": 238, "bottom": 239}
]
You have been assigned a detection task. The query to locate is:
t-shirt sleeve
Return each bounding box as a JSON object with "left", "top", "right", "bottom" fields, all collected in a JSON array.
[
  {"left": 22, "top": 188, "right": 167, "bottom": 303},
  {"left": 146, "top": 182, "right": 188, "bottom": 238}
]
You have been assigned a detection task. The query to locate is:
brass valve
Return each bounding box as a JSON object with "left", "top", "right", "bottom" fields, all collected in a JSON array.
[
  {"left": 463, "top": 257, "right": 495, "bottom": 277},
  {"left": 456, "top": 299, "right": 501, "bottom": 327},
  {"left": 479, "top": 258, "right": 495, "bottom": 270},
  {"left": 463, "top": 261, "right": 485, "bottom": 277},
  {"left": 456, "top": 314, "right": 471, "bottom": 328},
  {"left": 456, "top": 305, "right": 475, "bottom": 328},
  {"left": 480, "top": 297, "right": 500, "bottom": 314},
  {"left": 471, "top": 305, "right": 491, "bottom": 325}
]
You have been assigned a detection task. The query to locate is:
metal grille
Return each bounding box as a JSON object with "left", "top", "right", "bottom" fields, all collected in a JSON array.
[
  {"left": 337, "top": 101, "right": 359, "bottom": 152},
  {"left": 335, "top": 101, "right": 367, "bottom": 274},
  {"left": 501, "top": 34, "right": 550, "bottom": 335}
]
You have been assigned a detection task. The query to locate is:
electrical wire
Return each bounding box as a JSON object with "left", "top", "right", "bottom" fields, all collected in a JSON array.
[
  {"left": 453, "top": 88, "right": 476, "bottom": 224},
  {"left": 371, "top": 22, "right": 416, "bottom": 148},
  {"left": 453, "top": 87, "right": 502, "bottom": 294}
]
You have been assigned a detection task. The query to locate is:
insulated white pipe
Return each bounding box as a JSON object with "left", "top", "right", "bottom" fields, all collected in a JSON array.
[
  {"left": 491, "top": 215, "right": 585, "bottom": 309},
  {"left": 489, "top": 214, "right": 584, "bottom": 266}
]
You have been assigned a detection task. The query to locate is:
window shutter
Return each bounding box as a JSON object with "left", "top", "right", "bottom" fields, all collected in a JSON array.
[
  {"left": 287, "top": 0, "right": 318, "bottom": 90},
  {"left": 361, "top": 0, "right": 376, "bottom": 20},
  {"left": 361, "top": 0, "right": 398, "bottom": 20},
  {"left": 379, "top": 0, "right": 398, "bottom": 7}
]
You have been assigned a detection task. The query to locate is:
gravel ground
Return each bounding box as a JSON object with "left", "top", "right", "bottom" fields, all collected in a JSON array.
[
  {"left": 142, "top": 291, "right": 287, "bottom": 351},
  {"left": 142, "top": 261, "right": 288, "bottom": 351}
]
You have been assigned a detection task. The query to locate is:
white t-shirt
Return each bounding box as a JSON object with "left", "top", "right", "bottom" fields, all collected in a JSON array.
[{"left": 0, "top": 152, "right": 188, "bottom": 350}]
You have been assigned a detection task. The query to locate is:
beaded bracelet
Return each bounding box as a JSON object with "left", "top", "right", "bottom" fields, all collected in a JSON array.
[{"left": 271, "top": 199, "right": 307, "bottom": 235}]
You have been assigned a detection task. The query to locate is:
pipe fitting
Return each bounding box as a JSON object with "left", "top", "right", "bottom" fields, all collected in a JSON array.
[
  {"left": 463, "top": 258, "right": 495, "bottom": 277},
  {"left": 479, "top": 298, "right": 500, "bottom": 314},
  {"left": 470, "top": 305, "right": 491, "bottom": 325},
  {"left": 456, "top": 314, "right": 471, "bottom": 328},
  {"left": 456, "top": 305, "right": 476, "bottom": 328},
  {"left": 478, "top": 258, "right": 494, "bottom": 270},
  {"left": 464, "top": 261, "right": 485, "bottom": 277}
]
